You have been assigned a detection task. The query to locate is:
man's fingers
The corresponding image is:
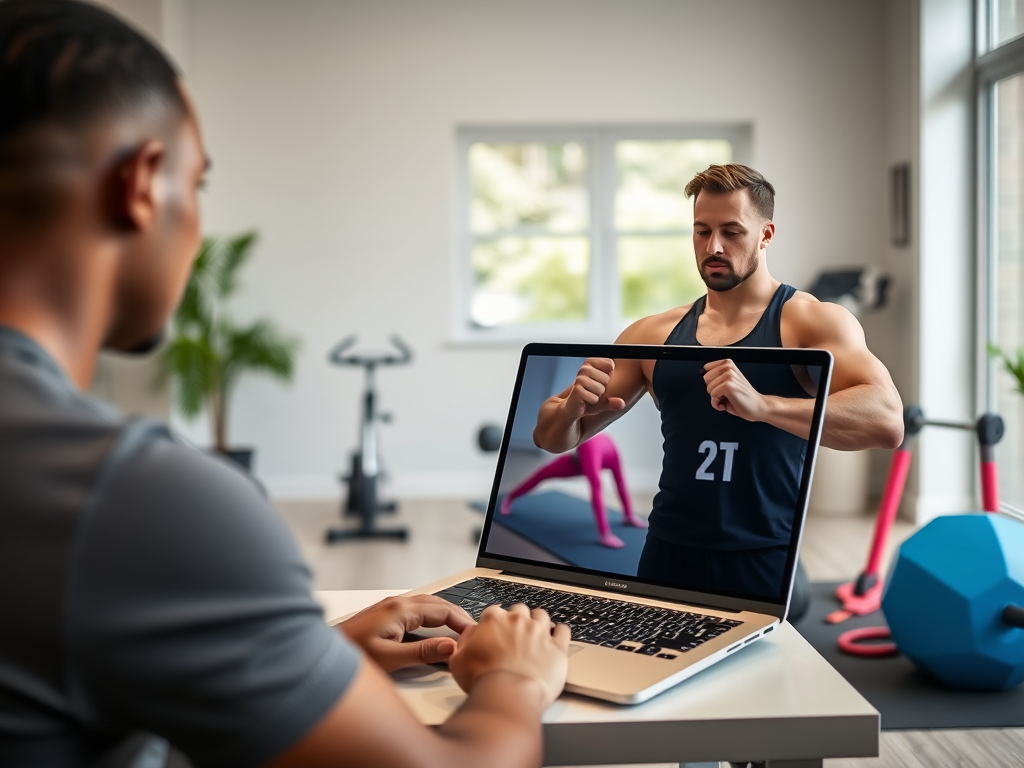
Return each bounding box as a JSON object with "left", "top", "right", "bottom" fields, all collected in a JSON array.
[
  {"left": 703, "top": 364, "right": 737, "bottom": 389},
  {"left": 416, "top": 636, "right": 458, "bottom": 665},
  {"left": 579, "top": 366, "right": 612, "bottom": 387},
  {"left": 702, "top": 367, "right": 726, "bottom": 387},
  {"left": 574, "top": 377, "right": 605, "bottom": 401},
  {"left": 569, "top": 358, "right": 630, "bottom": 415},
  {"left": 703, "top": 361, "right": 739, "bottom": 388},
  {"left": 708, "top": 380, "right": 732, "bottom": 411},
  {"left": 397, "top": 595, "right": 475, "bottom": 634},
  {"left": 373, "top": 636, "right": 458, "bottom": 672},
  {"left": 552, "top": 622, "right": 572, "bottom": 649},
  {"left": 590, "top": 395, "right": 626, "bottom": 413},
  {"left": 458, "top": 623, "right": 478, "bottom": 645},
  {"left": 507, "top": 602, "right": 531, "bottom": 617},
  {"left": 703, "top": 358, "right": 733, "bottom": 371},
  {"left": 478, "top": 604, "right": 505, "bottom": 623},
  {"left": 573, "top": 368, "right": 610, "bottom": 398},
  {"left": 571, "top": 361, "right": 613, "bottom": 398}
]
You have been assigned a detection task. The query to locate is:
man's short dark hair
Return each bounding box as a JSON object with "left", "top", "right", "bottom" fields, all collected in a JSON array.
[
  {"left": 684, "top": 164, "right": 775, "bottom": 221},
  {"left": 0, "top": 0, "right": 186, "bottom": 156}
]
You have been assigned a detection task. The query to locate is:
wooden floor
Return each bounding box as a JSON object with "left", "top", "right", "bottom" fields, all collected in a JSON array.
[{"left": 277, "top": 498, "right": 1024, "bottom": 768}]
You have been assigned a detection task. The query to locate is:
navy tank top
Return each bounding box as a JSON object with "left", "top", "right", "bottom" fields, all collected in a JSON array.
[{"left": 649, "top": 284, "right": 810, "bottom": 550}]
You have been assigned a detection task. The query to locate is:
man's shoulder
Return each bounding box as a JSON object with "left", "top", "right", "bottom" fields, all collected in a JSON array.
[
  {"left": 0, "top": 342, "right": 251, "bottom": 538},
  {"left": 780, "top": 290, "right": 861, "bottom": 347},
  {"left": 0, "top": 346, "right": 142, "bottom": 520},
  {"left": 617, "top": 302, "right": 695, "bottom": 344},
  {"left": 0, "top": 340, "right": 123, "bottom": 429}
]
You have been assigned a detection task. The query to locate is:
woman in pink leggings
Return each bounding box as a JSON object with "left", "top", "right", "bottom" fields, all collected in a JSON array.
[{"left": 499, "top": 433, "right": 648, "bottom": 549}]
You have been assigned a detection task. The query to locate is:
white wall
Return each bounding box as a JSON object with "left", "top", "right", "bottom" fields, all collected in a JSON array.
[
  {"left": 862, "top": 0, "right": 919, "bottom": 514},
  {"left": 172, "top": 0, "right": 892, "bottom": 499}
]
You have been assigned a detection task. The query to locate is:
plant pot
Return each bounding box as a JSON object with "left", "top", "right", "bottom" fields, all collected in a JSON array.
[{"left": 217, "top": 447, "right": 255, "bottom": 472}]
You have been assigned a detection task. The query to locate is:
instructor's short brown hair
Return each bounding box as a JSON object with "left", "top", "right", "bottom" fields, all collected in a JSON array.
[{"left": 684, "top": 164, "right": 775, "bottom": 221}]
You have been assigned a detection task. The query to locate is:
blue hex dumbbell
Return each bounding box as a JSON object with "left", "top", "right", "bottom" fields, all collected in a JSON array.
[{"left": 881, "top": 513, "right": 1024, "bottom": 691}]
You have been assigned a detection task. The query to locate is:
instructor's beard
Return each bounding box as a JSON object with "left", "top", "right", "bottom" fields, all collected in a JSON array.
[{"left": 699, "top": 248, "right": 759, "bottom": 292}]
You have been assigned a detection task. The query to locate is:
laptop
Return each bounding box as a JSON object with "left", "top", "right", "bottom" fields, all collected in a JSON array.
[{"left": 402, "top": 342, "right": 832, "bottom": 704}]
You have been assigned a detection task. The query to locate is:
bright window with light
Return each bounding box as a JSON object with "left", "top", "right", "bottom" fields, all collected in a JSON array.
[
  {"left": 456, "top": 126, "right": 750, "bottom": 340},
  {"left": 988, "top": 74, "right": 1024, "bottom": 508},
  {"left": 980, "top": 0, "right": 1024, "bottom": 509},
  {"left": 992, "top": 0, "right": 1024, "bottom": 47}
]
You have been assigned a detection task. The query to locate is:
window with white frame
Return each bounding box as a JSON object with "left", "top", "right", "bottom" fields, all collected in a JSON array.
[
  {"left": 979, "top": 1, "right": 1024, "bottom": 509},
  {"left": 454, "top": 126, "right": 752, "bottom": 341}
]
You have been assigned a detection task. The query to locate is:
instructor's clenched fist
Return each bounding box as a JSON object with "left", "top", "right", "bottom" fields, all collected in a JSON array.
[{"left": 563, "top": 358, "right": 626, "bottom": 422}]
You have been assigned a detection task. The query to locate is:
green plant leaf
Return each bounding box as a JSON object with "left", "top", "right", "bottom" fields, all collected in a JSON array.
[
  {"left": 988, "top": 343, "right": 1024, "bottom": 396},
  {"left": 222, "top": 318, "right": 299, "bottom": 395},
  {"left": 157, "top": 335, "right": 220, "bottom": 418},
  {"left": 174, "top": 237, "right": 217, "bottom": 330},
  {"left": 215, "top": 231, "right": 257, "bottom": 300},
  {"left": 161, "top": 228, "right": 299, "bottom": 446}
]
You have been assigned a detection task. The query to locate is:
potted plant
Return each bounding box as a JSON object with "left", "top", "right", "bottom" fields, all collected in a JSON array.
[
  {"left": 989, "top": 343, "right": 1024, "bottom": 396},
  {"left": 157, "top": 231, "right": 299, "bottom": 470}
]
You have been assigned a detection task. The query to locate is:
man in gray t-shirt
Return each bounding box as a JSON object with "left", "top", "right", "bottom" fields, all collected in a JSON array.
[
  {"left": 0, "top": 324, "right": 361, "bottom": 766},
  {"left": 0, "top": 3, "right": 570, "bottom": 767}
]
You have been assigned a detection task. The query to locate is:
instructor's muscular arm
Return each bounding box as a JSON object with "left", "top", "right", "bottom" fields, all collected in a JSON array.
[
  {"left": 701, "top": 358, "right": 816, "bottom": 438},
  {"left": 787, "top": 301, "right": 903, "bottom": 450},
  {"left": 533, "top": 357, "right": 647, "bottom": 453},
  {"left": 714, "top": 300, "right": 901, "bottom": 450},
  {"left": 702, "top": 303, "right": 903, "bottom": 449},
  {"left": 266, "top": 604, "right": 570, "bottom": 768}
]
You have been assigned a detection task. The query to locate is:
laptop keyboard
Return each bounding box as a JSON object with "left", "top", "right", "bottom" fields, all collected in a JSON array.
[{"left": 433, "top": 577, "right": 743, "bottom": 658}]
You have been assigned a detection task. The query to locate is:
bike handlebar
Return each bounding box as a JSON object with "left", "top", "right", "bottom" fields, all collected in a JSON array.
[{"left": 328, "top": 335, "right": 413, "bottom": 367}]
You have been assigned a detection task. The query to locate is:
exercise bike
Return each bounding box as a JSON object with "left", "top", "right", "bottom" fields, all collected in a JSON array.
[{"left": 325, "top": 335, "right": 412, "bottom": 543}]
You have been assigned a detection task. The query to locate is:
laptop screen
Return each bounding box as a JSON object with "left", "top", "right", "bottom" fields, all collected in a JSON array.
[{"left": 478, "top": 343, "right": 831, "bottom": 607}]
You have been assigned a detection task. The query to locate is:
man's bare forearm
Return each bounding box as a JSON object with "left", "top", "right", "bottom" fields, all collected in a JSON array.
[
  {"left": 434, "top": 671, "right": 547, "bottom": 768},
  {"left": 534, "top": 397, "right": 582, "bottom": 454},
  {"left": 817, "top": 384, "right": 903, "bottom": 450},
  {"left": 760, "top": 385, "right": 903, "bottom": 450}
]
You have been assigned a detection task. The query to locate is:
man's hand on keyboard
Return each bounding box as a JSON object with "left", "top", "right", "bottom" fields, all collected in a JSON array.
[
  {"left": 448, "top": 603, "right": 571, "bottom": 710},
  {"left": 338, "top": 594, "right": 474, "bottom": 672}
]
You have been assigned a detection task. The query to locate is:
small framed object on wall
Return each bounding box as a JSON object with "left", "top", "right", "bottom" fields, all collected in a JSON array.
[{"left": 891, "top": 162, "right": 910, "bottom": 247}]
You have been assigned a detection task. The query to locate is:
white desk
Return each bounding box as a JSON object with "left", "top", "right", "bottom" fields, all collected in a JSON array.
[{"left": 316, "top": 590, "right": 879, "bottom": 768}]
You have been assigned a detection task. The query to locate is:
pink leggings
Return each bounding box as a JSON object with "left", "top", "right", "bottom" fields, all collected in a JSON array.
[{"left": 503, "top": 433, "right": 635, "bottom": 536}]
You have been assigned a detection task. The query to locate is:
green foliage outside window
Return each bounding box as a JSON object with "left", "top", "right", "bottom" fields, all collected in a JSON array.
[
  {"left": 466, "top": 136, "right": 732, "bottom": 328},
  {"left": 989, "top": 343, "right": 1024, "bottom": 396}
]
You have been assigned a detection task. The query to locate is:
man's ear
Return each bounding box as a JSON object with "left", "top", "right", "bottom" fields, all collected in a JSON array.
[
  {"left": 107, "top": 141, "right": 165, "bottom": 232},
  {"left": 760, "top": 221, "right": 775, "bottom": 249}
]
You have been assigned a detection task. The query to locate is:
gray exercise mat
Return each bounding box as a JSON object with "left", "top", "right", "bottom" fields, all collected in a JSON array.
[
  {"left": 794, "top": 581, "right": 1024, "bottom": 730},
  {"left": 488, "top": 491, "right": 647, "bottom": 575}
]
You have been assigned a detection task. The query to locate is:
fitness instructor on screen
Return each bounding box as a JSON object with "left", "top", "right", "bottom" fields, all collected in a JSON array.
[{"left": 534, "top": 164, "right": 903, "bottom": 605}]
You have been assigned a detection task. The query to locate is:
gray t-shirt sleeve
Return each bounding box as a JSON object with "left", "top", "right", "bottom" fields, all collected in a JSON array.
[{"left": 64, "top": 424, "right": 361, "bottom": 768}]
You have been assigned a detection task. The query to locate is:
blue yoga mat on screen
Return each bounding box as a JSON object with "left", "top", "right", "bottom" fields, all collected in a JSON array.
[{"left": 492, "top": 490, "right": 647, "bottom": 575}]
